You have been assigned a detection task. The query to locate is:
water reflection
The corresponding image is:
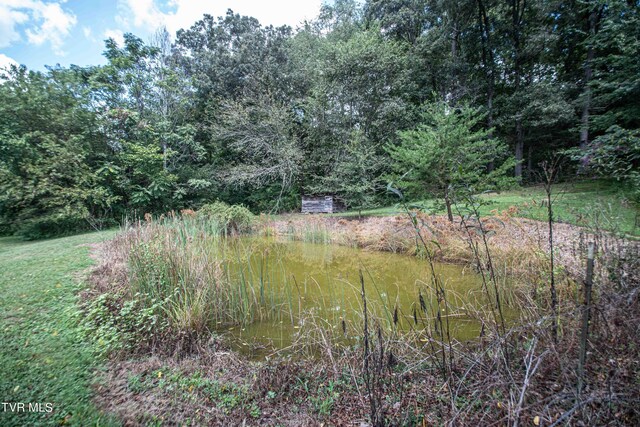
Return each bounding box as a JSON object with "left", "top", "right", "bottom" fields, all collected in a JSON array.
[{"left": 217, "top": 237, "right": 512, "bottom": 355}]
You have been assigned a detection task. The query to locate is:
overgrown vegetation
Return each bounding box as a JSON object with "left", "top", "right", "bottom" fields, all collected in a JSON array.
[
  {"left": 82, "top": 213, "right": 405, "bottom": 355},
  {"left": 196, "top": 201, "right": 255, "bottom": 234},
  {"left": 1, "top": 194, "right": 638, "bottom": 425},
  {"left": 79, "top": 207, "right": 639, "bottom": 425},
  {"left": 1, "top": 0, "right": 639, "bottom": 425},
  {"left": 329, "top": 180, "right": 639, "bottom": 236}
]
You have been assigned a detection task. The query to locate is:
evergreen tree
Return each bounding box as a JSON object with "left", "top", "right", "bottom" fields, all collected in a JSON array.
[{"left": 387, "top": 101, "right": 513, "bottom": 221}]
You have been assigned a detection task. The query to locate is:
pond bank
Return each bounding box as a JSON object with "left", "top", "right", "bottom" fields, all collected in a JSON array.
[
  {"left": 272, "top": 212, "right": 592, "bottom": 279},
  {"left": 85, "top": 214, "right": 639, "bottom": 426}
]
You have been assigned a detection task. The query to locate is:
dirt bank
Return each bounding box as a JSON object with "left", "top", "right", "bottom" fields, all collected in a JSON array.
[{"left": 271, "top": 212, "right": 599, "bottom": 281}]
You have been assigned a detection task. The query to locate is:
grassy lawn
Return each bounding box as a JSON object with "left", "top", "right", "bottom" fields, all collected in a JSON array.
[
  {"left": 332, "top": 180, "right": 639, "bottom": 236},
  {"left": 0, "top": 231, "right": 117, "bottom": 427}
]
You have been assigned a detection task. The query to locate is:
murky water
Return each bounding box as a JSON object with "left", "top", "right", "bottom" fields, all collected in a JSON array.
[{"left": 217, "top": 237, "right": 511, "bottom": 356}]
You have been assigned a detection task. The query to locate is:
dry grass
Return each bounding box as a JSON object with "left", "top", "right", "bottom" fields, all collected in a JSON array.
[{"left": 84, "top": 211, "right": 640, "bottom": 426}]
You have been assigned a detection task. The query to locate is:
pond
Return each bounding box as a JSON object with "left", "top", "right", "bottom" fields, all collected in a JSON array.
[{"left": 216, "top": 237, "right": 513, "bottom": 356}]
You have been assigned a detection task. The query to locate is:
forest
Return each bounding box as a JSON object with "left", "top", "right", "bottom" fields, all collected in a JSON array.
[{"left": 1, "top": 0, "right": 638, "bottom": 238}]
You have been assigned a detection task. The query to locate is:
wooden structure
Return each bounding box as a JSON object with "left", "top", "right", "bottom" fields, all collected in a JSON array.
[{"left": 301, "top": 195, "right": 344, "bottom": 214}]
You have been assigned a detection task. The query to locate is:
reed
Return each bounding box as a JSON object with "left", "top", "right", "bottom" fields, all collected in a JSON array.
[
  {"left": 105, "top": 204, "right": 548, "bottom": 361},
  {"left": 115, "top": 216, "right": 379, "bottom": 349},
  {"left": 287, "top": 220, "right": 332, "bottom": 244}
]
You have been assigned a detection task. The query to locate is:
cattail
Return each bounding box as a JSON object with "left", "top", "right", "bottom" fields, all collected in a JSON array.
[
  {"left": 413, "top": 306, "right": 418, "bottom": 325},
  {"left": 393, "top": 305, "right": 399, "bottom": 326},
  {"left": 419, "top": 291, "right": 427, "bottom": 313},
  {"left": 341, "top": 317, "right": 346, "bottom": 335}
]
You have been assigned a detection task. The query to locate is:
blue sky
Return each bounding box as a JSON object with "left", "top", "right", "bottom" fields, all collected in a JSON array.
[{"left": 0, "top": 0, "right": 326, "bottom": 71}]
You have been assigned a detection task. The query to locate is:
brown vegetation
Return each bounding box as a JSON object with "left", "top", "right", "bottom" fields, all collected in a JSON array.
[{"left": 84, "top": 212, "right": 639, "bottom": 426}]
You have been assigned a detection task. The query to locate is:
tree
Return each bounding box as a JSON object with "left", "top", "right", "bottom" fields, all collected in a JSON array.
[
  {"left": 577, "top": 126, "right": 640, "bottom": 202},
  {"left": 365, "top": 0, "right": 428, "bottom": 45},
  {"left": 387, "top": 100, "right": 513, "bottom": 221},
  {"left": 96, "top": 107, "right": 178, "bottom": 213},
  {"left": 148, "top": 28, "right": 200, "bottom": 172},
  {"left": 211, "top": 95, "right": 303, "bottom": 212},
  {"left": 293, "top": 25, "right": 413, "bottom": 196},
  {"left": 309, "top": 129, "right": 383, "bottom": 216},
  {"left": 175, "top": 10, "right": 293, "bottom": 102},
  {"left": 589, "top": 0, "right": 639, "bottom": 134},
  {"left": 0, "top": 66, "right": 109, "bottom": 238},
  {"left": 94, "top": 33, "right": 158, "bottom": 114},
  {"left": 1, "top": 0, "right": 638, "bottom": 237}
]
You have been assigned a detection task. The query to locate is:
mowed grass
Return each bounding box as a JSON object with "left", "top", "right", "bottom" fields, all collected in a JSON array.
[
  {"left": 0, "top": 230, "right": 118, "bottom": 427},
  {"left": 476, "top": 180, "right": 639, "bottom": 235},
  {"left": 333, "top": 180, "right": 639, "bottom": 236}
]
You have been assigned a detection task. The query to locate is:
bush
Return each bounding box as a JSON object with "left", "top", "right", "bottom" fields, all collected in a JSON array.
[
  {"left": 197, "top": 201, "right": 254, "bottom": 234},
  {"left": 17, "top": 213, "right": 91, "bottom": 240},
  {"left": 0, "top": 221, "right": 14, "bottom": 236},
  {"left": 80, "top": 292, "right": 167, "bottom": 357}
]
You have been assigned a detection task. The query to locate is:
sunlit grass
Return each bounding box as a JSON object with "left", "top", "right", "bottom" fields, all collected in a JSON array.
[{"left": 331, "top": 180, "right": 639, "bottom": 236}]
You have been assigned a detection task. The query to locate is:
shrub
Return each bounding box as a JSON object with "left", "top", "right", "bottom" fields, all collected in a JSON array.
[
  {"left": 80, "top": 292, "right": 167, "bottom": 356},
  {"left": 197, "top": 201, "right": 254, "bottom": 234},
  {"left": 17, "top": 213, "right": 91, "bottom": 240}
]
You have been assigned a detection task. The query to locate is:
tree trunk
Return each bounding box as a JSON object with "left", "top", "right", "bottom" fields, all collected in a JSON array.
[
  {"left": 580, "top": 5, "right": 599, "bottom": 150},
  {"left": 444, "top": 187, "right": 454, "bottom": 222},
  {"left": 449, "top": 21, "right": 460, "bottom": 102},
  {"left": 511, "top": 0, "right": 525, "bottom": 181},
  {"left": 162, "top": 141, "right": 168, "bottom": 171},
  {"left": 477, "top": 0, "right": 496, "bottom": 171},
  {"left": 579, "top": 61, "right": 592, "bottom": 150},
  {"left": 527, "top": 144, "right": 533, "bottom": 180},
  {"left": 451, "top": 24, "right": 458, "bottom": 58},
  {"left": 515, "top": 119, "right": 524, "bottom": 179},
  {"left": 487, "top": 93, "right": 495, "bottom": 172}
]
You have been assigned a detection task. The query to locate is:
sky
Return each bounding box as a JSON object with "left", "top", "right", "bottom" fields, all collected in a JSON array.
[{"left": 0, "top": 0, "right": 326, "bottom": 71}]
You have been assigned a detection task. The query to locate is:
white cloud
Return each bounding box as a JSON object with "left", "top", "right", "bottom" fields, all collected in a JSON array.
[
  {"left": 103, "top": 29, "right": 125, "bottom": 46},
  {"left": 0, "top": 52, "right": 18, "bottom": 69},
  {"left": 0, "top": 0, "right": 77, "bottom": 55},
  {"left": 117, "top": 0, "right": 323, "bottom": 36},
  {"left": 0, "top": 5, "right": 28, "bottom": 48},
  {"left": 122, "top": 0, "right": 164, "bottom": 29}
]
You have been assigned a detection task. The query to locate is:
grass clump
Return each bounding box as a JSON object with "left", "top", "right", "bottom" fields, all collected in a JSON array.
[
  {"left": 94, "top": 211, "right": 296, "bottom": 353},
  {"left": 286, "top": 219, "right": 331, "bottom": 244},
  {"left": 111, "top": 219, "right": 224, "bottom": 351}
]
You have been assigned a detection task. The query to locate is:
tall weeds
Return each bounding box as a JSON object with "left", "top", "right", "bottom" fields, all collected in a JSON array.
[{"left": 86, "top": 197, "right": 639, "bottom": 425}]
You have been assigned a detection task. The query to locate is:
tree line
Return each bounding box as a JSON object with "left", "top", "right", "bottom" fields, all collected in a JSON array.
[{"left": 1, "top": 0, "right": 638, "bottom": 238}]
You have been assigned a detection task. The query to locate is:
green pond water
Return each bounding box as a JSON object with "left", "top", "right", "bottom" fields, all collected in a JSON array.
[{"left": 216, "top": 237, "right": 514, "bottom": 356}]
